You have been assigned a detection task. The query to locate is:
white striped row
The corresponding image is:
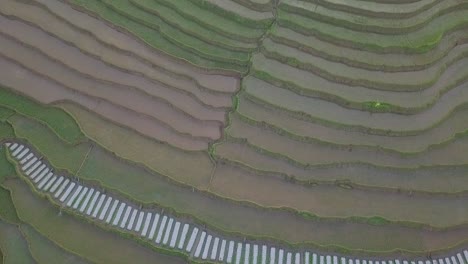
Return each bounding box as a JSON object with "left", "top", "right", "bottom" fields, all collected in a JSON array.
[{"left": 5, "top": 142, "right": 468, "bottom": 264}]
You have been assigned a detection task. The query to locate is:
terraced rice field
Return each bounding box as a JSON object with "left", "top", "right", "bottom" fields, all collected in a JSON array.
[{"left": 1, "top": 0, "right": 468, "bottom": 263}]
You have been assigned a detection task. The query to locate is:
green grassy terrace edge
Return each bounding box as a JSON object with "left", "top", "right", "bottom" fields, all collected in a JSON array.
[
  {"left": 242, "top": 79, "right": 468, "bottom": 136},
  {"left": 9, "top": 144, "right": 468, "bottom": 256},
  {"left": 7, "top": 118, "right": 464, "bottom": 253},
  {"left": 5, "top": 141, "right": 468, "bottom": 257},
  {"left": 0, "top": 34, "right": 227, "bottom": 143},
  {"left": 29, "top": 0, "right": 246, "bottom": 89},
  {"left": 218, "top": 80, "right": 468, "bottom": 193},
  {"left": 259, "top": 43, "right": 468, "bottom": 93},
  {"left": 2, "top": 83, "right": 468, "bottom": 253},
  {"left": 268, "top": 29, "right": 468, "bottom": 72},
  {"left": 214, "top": 154, "right": 468, "bottom": 196},
  {"left": 19, "top": 223, "right": 93, "bottom": 264},
  {"left": 99, "top": 0, "right": 250, "bottom": 72},
  {"left": 11, "top": 107, "right": 468, "bottom": 231},
  {"left": 2, "top": 145, "right": 190, "bottom": 263},
  {"left": 187, "top": 0, "right": 274, "bottom": 28},
  {"left": 3, "top": 84, "right": 468, "bottom": 194},
  {"left": 124, "top": 0, "right": 257, "bottom": 52},
  {"left": 231, "top": 0, "right": 273, "bottom": 12},
  {"left": 0, "top": 219, "right": 36, "bottom": 264},
  {"left": 220, "top": 128, "right": 468, "bottom": 172},
  {"left": 219, "top": 94, "right": 468, "bottom": 194},
  {"left": 1, "top": 13, "right": 235, "bottom": 111},
  {"left": 62, "top": 0, "right": 247, "bottom": 75},
  {"left": 0, "top": 150, "right": 38, "bottom": 264},
  {"left": 149, "top": 0, "right": 266, "bottom": 40},
  {"left": 224, "top": 86, "right": 468, "bottom": 159},
  {"left": 0, "top": 89, "right": 85, "bottom": 145},
  {"left": 279, "top": 1, "right": 468, "bottom": 35},
  {"left": 1, "top": 173, "right": 93, "bottom": 264},
  {"left": 230, "top": 110, "right": 468, "bottom": 158},
  {"left": 299, "top": 0, "right": 445, "bottom": 19},
  {"left": 101, "top": 0, "right": 251, "bottom": 65},
  {"left": 2, "top": 173, "right": 193, "bottom": 264},
  {"left": 0, "top": 187, "right": 20, "bottom": 225},
  {"left": 277, "top": 8, "right": 468, "bottom": 54}
]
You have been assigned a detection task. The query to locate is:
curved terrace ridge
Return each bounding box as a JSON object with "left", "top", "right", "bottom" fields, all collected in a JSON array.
[{"left": 5, "top": 141, "right": 468, "bottom": 264}]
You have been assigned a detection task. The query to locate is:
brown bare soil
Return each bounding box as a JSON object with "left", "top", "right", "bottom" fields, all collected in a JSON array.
[
  {"left": 4, "top": 178, "right": 186, "bottom": 264},
  {"left": 320, "top": 0, "right": 437, "bottom": 15},
  {"left": 285, "top": 0, "right": 462, "bottom": 32},
  {"left": 226, "top": 117, "right": 468, "bottom": 168},
  {"left": 210, "top": 162, "right": 468, "bottom": 227},
  {"left": 80, "top": 146, "right": 468, "bottom": 252},
  {"left": 244, "top": 75, "right": 468, "bottom": 132},
  {"left": 0, "top": 57, "right": 209, "bottom": 150},
  {"left": 0, "top": 20, "right": 222, "bottom": 141},
  {"left": 262, "top": 37, "right": 468, "bottom": 90},
  {"left": 2, "top": 0, "right": 468, "bottom": 255},
  {"left": 235, "top": 95, "right": 468, "bottom": 153},
  {"left": 59, "top": 102, "right": 214, "bottom": 189},
  {"left": 252, "top": 54, "right": 468, "bottom": 111},
  {"left": 204, "top": 0, "right": 273, "bottom": 20},
  {"left": 272, "top": 27, "right": 468, "bottom": 71},
  {"left": 0, "top": 3, "right": 234, "bottom": 109},
  {"left": 215, "top": 137, "right": 468, "bottom": 192},
  {"left": 29, "top": 0, "right": 240, "bottom": 93}
]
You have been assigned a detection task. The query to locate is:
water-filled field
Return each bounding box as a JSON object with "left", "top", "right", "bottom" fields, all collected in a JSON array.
[{"left": 1, "top": 0, "right": 468, "bottom": 263}]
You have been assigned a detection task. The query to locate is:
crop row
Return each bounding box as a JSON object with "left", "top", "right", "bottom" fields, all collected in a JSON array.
[
  {"left": 3, "top": 177, "right": 184, "bottom": 264},
  {"left": 36, "top": 0, "right": 240, "bottom": 91},
  {"left": 277, "top": 6, "right": 468, "bottom": 54},
  {"left": 298, "top": 0, "right": 446, "bottom": 19},
  {"left": 63, "top": 0, "right": 273, "bottom": 73},
  {"left": 2, "top": 0, "right": 236, "bottom": 105},
  {"left": 280, "top": 0, "right": 468, "bottom": 35},
  {"left": 7, "top": 141, "right": 468, "bottom": 263},
  {"left": 0, "top": 52, "right": 212, "bottom": 150},
  {"left": 0, "top": 28, "right": 223, "bottom": 135},
  {"left": 2, "top": 105, "right": 462, "bottom": 253},
  {"left": 243, "top": 74, "right": 468, "bottom": 134},
  {"left": 269, "top": 27, "right": 468, "bottom": 72},
  {"left": 0, "top": 150, "right": 91, "bottom": 264},
  {"left": 261, "top": 38, "right": 468, "bottom": 94}
]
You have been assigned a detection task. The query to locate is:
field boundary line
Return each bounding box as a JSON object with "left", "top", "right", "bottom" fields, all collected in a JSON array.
[
  {"left": 76, "top": 144, "right": 93, "bottom": 177},
  {"left": 207, "top": 163, "right": 217, "bottom": 191}
]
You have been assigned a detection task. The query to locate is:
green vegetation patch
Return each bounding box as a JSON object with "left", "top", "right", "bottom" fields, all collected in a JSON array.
[
  {"left": 69, "top": 0, "right": 247, "bottom": 73},
  {"left": 128, "top": 0, "right": 255, "bottom": 51},
  {"left": 188, "top": 0, "right": 273, "bottom": 28},
  {"left": 231, "top": 0, "right": 273, "bottom": 12},
  {"left": 60, "top": 103, "right": 214, "bottom": 188},
  {"left": 104, "top": 0, "right": 250, "bottom": 64},
  {"left": 2, "top": 91, "right": 464, "bottom": 252},
  {"left": 0, "top": 108, "right": 14, "bottom": 122},
  {"left": 362, "top": 101, "right": 392, "bottom": 112},
  {"left": 7, "top": 114, "right": 90, "bottom": 174},
  {"left": 0, "top": 87, "right": 85, "bottom": 144},
  {"left": 0, "top": 220, "right": 35, "bottom": 264},
  {"left": 4, "top": 178, "right": 184, "bottom": 264},
  {"left": 366, "top": 216, "right": 391, "bottom": 226},
  {"left": 0, "top": 189, "right": 35, "bottom": 264},
  {"left": 0, "top": 187, "right": 19, "bottom": 224},
  {"left": 21, "top": 224, "right": 91, "bottom": 264},
  {"left": 0, "top": 148, "right": 91, "bottom": 264},
  {"left": 0, "top": 139, "right": 16, "bottom": 184},
  {"left": 277, "top": 6, "right": 468, "bottom": 53},
  {"left": 152, "top": 0, "right": 266, "bottom": 39},
  {"left": 0, "top": 121, "right": 15, "bottom": 143}
]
